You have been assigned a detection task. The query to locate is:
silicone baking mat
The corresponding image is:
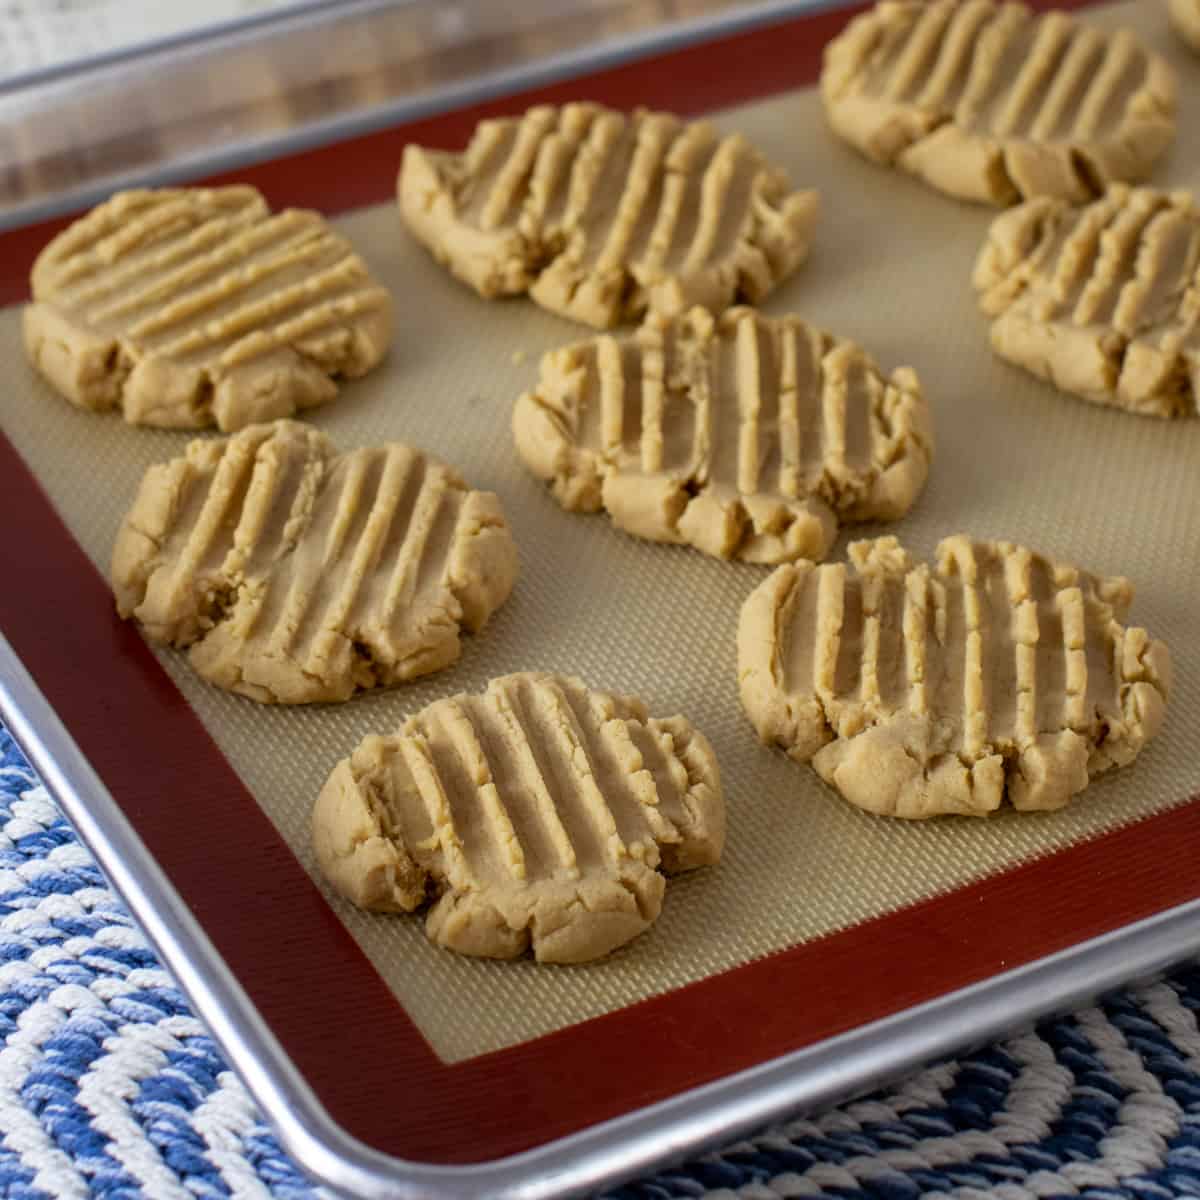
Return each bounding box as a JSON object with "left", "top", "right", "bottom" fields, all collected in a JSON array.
[{"left": 1, "top": 0, "right": 1198, "bottom": 1168}]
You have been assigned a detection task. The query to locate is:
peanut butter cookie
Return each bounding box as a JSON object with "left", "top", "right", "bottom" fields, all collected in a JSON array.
[
  {"left": 513, "top": 306, "right": 932, "bottom": 563},
  {"left": 974, "top": 185, "right": 1200, "bottom": 417},
  {"left": 739, "top": 536, "right": 1170, "bottom": 818},
  {"left": 822, "top": 1, "right": 1176, "bottom": 205},
  {"left": 112, "top": 420, "right": 517, "bottom": 703},
  {"left": 313, "top": 672, "right": 724, "bottom": 963},
  {"left": 399, "top": 102, "right": 818, "bottom": 328},
  {"left": 25, "top": 186, "right": 392, "bottom": 431}
]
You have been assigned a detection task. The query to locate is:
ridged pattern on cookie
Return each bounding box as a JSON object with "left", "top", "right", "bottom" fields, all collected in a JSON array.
[
  {"left": 399, "top": 102, "right": 818, "bottom": 328},
  {"left": 24, "top": 187, "right": 393, "bottom": 431},
  {"left": 112, "top": 420, "right": 517, "bottom": 704},
  {"left": 821, "top": 1, "right": 1176, "bottom": 205},
  {"left": 974, "top": 184, "right": 1200, "bottom": 417},
  {"left": 311, "top": 672, "right": 724, "bottom": 963},
  {"left": 1169, "top": 0, "right": 1200, "bottom": 52},
  {"left": 738, "top": 536, "right": 1170, "bottom": 818},
  {"left": 513, "top": 307, "right": 932, "bottom": 563}
]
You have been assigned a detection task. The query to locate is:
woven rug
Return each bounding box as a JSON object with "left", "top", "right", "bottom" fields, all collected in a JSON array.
[{"left": 2, "top": 728, "right": 1199, "bottom": 1200}]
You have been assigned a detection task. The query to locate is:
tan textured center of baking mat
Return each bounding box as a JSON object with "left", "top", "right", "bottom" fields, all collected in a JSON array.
[{"left": 2, "top": 0, "right": 1198, "bottom": 1065}]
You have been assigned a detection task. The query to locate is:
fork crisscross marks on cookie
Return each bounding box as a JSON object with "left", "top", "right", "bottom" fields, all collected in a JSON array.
[
  {"left": 513, "top": 307, "right": 932, "bottom": 564},
  {"left": 111, "top": 420, "right": 517, "bottom": 704},
  {"left": 974, "top": 185, "right": 1200, "bottom": 416},
  {"left": 738, "top": 536, "right": 1170, "bottom": 818},
  {"left": 399, "top": 102, "right": 818, "bottom": 328},
  {"left": 24, "top": 186, "right": 393, "bottom": 431},
  {"left": 821, "top": 1, "right": 1176, "bottom": 205},
  {"left": 311, "top": 673, "right": 724, "bottom": 963}
]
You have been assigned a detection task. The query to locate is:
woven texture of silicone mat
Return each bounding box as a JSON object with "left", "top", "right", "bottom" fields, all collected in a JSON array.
[{"left": 1, "top": 0, "right": 1197, "bottom": 1066}]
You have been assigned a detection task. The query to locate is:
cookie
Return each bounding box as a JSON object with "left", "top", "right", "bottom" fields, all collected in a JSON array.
[
  {"left": 513, "top": 306, "right": 932, "bottom": 564},
  {"left": 738, "top": 536, "right": 1170, "bottom": 818},
  {"left": 112, "top": 420, "right": 517, "bottom": 704},
  {"left": 398, "top": 102, "right": 818, "bottom": 329},
  {"left": 974, "top": 185, "right": 1200, "bottom": 417},
  {"left": 24, "top": 186, "right": 393, "bottom": 431},
  {"left": 1169, "top": 0, "right": 1200, "bottom": 51},
  {"left": 312, "top": 672, "right": 724, "bottom": 963},
  {"left": 822, "top": 1, "right": 1176, "bottom": 205}
]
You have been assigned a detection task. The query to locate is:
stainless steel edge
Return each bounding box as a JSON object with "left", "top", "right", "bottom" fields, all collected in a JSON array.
[
  {"left": 4, "top": 628, "right": 1200, "bottom": 1199},
  {"left": 0, "top": 0, "right": 846, "bottom": 233}
]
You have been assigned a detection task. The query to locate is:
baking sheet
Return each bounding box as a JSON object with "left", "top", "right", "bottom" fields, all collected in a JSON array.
[{"left": 1, "top": 0, "right": 1198, "bottom": 1067}]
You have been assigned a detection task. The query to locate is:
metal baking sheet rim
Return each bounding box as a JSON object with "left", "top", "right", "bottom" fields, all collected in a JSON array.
[
  {"left": 3, "top": 0, "right": 1197, "bottom": 1194},
  {"left": 4, "top": 632, "right": 1200, "bottom": 1200}
]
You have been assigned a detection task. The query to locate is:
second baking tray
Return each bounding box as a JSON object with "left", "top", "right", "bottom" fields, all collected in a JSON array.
[{"left": 1, "top": 0, "right": 1199, "bottom": 1195}]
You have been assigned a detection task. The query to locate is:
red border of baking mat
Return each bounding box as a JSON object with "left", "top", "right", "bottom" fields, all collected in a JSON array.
[{"left": 2, "top": 0, "right": 1180, "bottom": 1168}]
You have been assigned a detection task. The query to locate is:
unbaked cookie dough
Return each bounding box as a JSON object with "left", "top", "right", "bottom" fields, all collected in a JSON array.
[
  {"left": 739, "top": 536, "right": 1170, "bottom": 818},
  {"left": 25, "top": 186, "right": 393, "bottom": 431},
  {"left": 112, "top": 419, "right": 517, "bottom": 704},
  {"left": 312, "top": 672, "right": 725, "bottom": 963},
  {"left": 513, "top": 306, "right": 933, "bottom": 564},
  {"left": 974, "top": 184, "right": 1200, "bottom": 417},
  {"left": 399, "top": 102, "right": 819, "bottom": 329},
  {"left": 822, "top": 1, "right": 1177, "bottom": 205},
  {"left": 1169, "top": 0, "right": 1200, "bottom": 51}
]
